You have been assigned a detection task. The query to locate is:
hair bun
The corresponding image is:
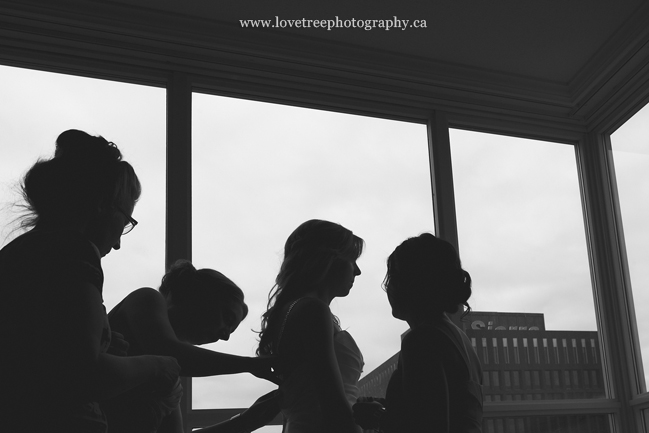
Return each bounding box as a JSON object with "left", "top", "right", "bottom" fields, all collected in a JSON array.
[
  {"left": 159, "top": 260, "right": 197, "bottom": 300},
  {"left": 54, "top": 129, "right": 122, "bottom": 164},
  {"left": 443, "top": 269, "right": 472, "bottom": 313}
]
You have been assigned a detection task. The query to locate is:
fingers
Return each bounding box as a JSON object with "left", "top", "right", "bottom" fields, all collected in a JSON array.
[
  {"left": 252, "top": 367, "right": 282, "bottom": 385},
  {"left": 108, "top": 331, "right": 130, "bottom": 356},
  {"left": 352, "top": 401, "right": 385, "bottom": 429}
]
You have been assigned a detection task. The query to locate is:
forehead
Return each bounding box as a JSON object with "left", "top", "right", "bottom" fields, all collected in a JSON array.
[{"left": 338, "top": 249, "right": 359, "bottom": 261}]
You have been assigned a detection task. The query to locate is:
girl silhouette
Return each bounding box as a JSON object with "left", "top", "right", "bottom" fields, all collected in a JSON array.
[
  {"left": 257, "top": 219, "right": 365, "bottom": 433},
  {"left": 354, "top": 233, "right": 483, "bottom": 432}
]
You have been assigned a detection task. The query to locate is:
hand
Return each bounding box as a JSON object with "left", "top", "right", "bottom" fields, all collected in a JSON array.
[
  {"left": 107, "top": 331, "right": 130, "bottom": 356},
  {"left": 237, "top": 390, "right": 281, "bottom": 431},
  {"left": 146, "top": 376, "right": 183, "bottom": 429},
  {"left": 251, "top": 356, "right": 282, "bottom": 385},
  {"left": 154, "top": 377, "right": 184, "bottom": 415},
  {"left": 353, "top": 398, "right": 386, "bottom": 430},
  {"left": 149, "top": 355, "right": 182, "bottom": 392},
  {"left": 148, "top": 358, "right": 183, "bottom": 425}
]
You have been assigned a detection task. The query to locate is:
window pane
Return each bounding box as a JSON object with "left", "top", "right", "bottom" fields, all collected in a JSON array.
[
  {"left": 0, "top": 64, "right": 166, "bottom": 312},
  {"left": 192, "top": 94, "right": 432, "bottom": 409},
  {"left": 610, "top": 102, "right": 649, "bottom": 388},
  {"left": 483, "top": 413, "right": 612, "bottom": 433},
  {"left": 450, "top": 129, "right": 602, "bottom": 401}
]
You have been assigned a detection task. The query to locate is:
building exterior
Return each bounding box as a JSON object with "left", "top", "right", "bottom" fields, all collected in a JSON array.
[{"left": 358, "top": 312, "right": 607, "bottom": 432}]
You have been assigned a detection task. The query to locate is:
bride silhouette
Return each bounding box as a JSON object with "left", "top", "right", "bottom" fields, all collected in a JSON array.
[{"left": 257, "top": 219, "right": 364, "bottom": 433}]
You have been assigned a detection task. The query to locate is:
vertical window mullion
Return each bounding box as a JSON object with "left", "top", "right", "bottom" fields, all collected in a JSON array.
[
  {"left": 427, "top": 111, "right": 463, "bottom": 326},
  {"left": 575, "top": 131, "right": 642, "bottom": 431},
  {"left": 428, "top": 111, "right": 459, "bottom": 249},
  {"left": 166, "top": 71, "right": 193, "bottom": 431}
]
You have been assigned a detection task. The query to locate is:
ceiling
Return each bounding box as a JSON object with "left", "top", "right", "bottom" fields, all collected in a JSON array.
[
  {"left": 110, "top": 0, "right": 643, "bottom": 84},
  {"left": 1, "top": 0, "right": 649, "bottom": 130}
]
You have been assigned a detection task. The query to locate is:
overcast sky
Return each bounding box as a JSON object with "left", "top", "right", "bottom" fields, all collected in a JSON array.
[{"left": 1, "top": 63, "right": 649, "bottom": 423}]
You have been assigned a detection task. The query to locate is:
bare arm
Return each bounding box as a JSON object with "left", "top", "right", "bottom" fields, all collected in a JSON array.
[
  {"left": 52, "top": 282, "right": 179, "bottom": 402},
  {"left": 116, "top": 288, "right": 271, "bottom": 378}
]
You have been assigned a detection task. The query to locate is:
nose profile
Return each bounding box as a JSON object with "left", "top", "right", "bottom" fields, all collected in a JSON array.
[{"left": 354, "top": 263, "right": 361, "bottom": 276}]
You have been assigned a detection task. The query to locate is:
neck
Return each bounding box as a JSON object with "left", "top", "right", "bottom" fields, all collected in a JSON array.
[
  {"left": 305, "top": 292, "right": 335, "bottom": 305},
  {"left": 407, "top": 311, "right": 445, "bottom": 329},
  {"left": 302, "top": 285, "right": 335, "bottom": 305}
]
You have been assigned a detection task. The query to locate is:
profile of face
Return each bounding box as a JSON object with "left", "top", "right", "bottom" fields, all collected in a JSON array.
[
  {"left": 325, "top": 255, "right": 362, "bottom": 298},
  {"left": 384, "top": 253, "right": 412, "bottom": 322},
  {"left": 87, "top": 197, "right": 135, "bottom": 257},
  {"left": 179, "top": 299, "right": 245, "bottom": 346},
  {"left": 387, "top": 290, "right": 408, "bottom": 321}
]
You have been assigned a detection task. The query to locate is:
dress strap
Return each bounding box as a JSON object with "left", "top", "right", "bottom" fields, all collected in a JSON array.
[{"left": 277, "top": 298, "right": 302, "bottom": 346}]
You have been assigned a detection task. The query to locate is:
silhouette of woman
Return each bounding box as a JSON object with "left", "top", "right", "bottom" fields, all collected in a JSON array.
[
  {"left": 257, "top": 219, "right": 365, "bottom": 433},
  {"left": 353, "top": 233, "right": 483, "bottom": 433},
  {"left": 106, "top": 260, "right": 279, "bottom": 433},
  {"left": 0, "top": 130, "right": 181, "bottom": 433}
]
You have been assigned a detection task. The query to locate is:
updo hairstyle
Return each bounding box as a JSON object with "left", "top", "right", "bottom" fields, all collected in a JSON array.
[
  {"left": 159, "top": 260, "right": 248, "bottom": 319},
  {"left": 20, "top": 129, "right": 141, "bottom": 229},
  {"left": 384, "top": 233, "right": 472, "bottom": 316}
]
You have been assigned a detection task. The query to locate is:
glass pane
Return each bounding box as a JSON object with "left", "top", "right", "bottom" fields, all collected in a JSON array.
[
  {"left": 253, "top": 427, "right": 282, "bottom": 433},
  {"left": 192, "top": 94, "right": 432, "bottom": 409},
  {"left": 0, "top": 64, "right": 166, "bottom": 313},
  {"left": 449, "top": 129, "right": 602, "bottom": 401},
  {"left": 483, "top": 413, "right": 612, "bottom": 433},
  {"left": 193, "top": 426, "right": 282, "bottom": 432},
  {"left": 610, "top": 102, "right": 649, "bottom": 388}
]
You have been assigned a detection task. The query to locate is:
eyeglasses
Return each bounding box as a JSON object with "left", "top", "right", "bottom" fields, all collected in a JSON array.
[{"left": 115, "top": 206, "right": 138, "bottom": 235}]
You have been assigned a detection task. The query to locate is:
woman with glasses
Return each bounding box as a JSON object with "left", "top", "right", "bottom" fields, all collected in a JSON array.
[
  {"left": 0, "top": 130, "right": 181, "bottom": 433},
  {"left": 105, "top": 259, "right": 280, "bottom": 433}
]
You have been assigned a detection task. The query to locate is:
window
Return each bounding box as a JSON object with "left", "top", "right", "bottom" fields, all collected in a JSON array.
[
  {"left": 450, "top": 129, "right": 602, "bottom": 403},
  {"left": 191, "top": 93, "right": 432, "bottom": 415},
  {"left": 609, "top": 102, "right": 649, "bottom": 388},
  {"left": 0, "top": 64, "right": 166, "bottom": 311},
  {"left": 0, "top": 59, "right": 635, "bottom": 431}
]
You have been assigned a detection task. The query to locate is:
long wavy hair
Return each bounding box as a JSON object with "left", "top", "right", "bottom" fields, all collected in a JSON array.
[
  {"left": 256, "top": 219, "right": 364, "bottom": 356},
  {"left": 384, "top": 233, "right": 472, "bottom": 318}
]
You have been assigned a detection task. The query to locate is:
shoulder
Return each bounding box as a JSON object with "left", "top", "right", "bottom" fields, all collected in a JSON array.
[
  {"left": 126, "top": 287, "right": 164, "bottom": 302},
  {"left": 282, "top": 297, "right": 334, "bottom": 338},
  {"left": 401, "top": 323, "right": 457, "bottom": 357},
  {"left": 1, "top": 230, "right": 103, "bottom": 288},
  {"left": 287, "top": 297, "right": 332, "bottom": 323},
  {"left": 2, "top": 229, "right": 96, "bottom": 260},
  {"left": 116, "top": 287, "right": 165, "bottom": 311},
  {"left": 291, "top": 296, "right": 330, "bottom": 313},
  {"left": 402, "top": 323, "right": 447, "bottom": 344}
]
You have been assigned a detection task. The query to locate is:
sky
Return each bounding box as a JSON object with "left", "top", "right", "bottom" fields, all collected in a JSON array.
[{"left": 1, "top": 62, "right": 649, "bottom": 423}]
